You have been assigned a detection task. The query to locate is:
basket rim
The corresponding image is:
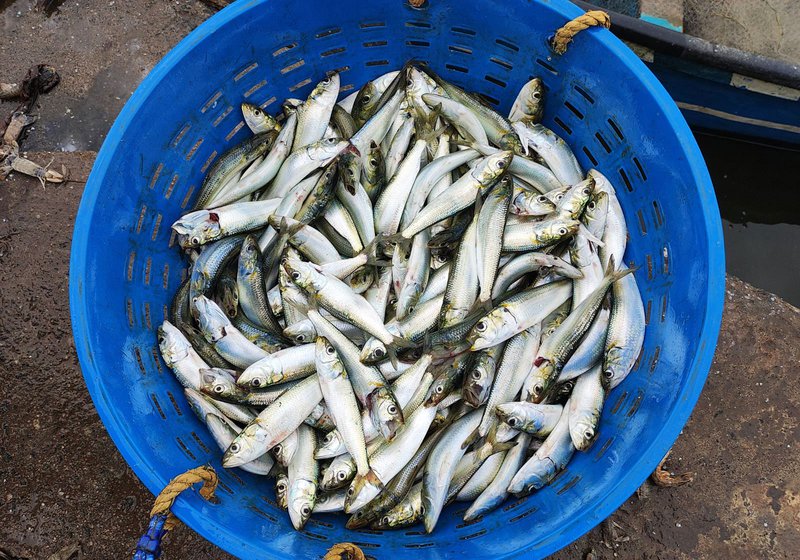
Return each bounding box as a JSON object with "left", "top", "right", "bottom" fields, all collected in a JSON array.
[{"left": 69, "top": 0, "right": 725, "bottom": 557}]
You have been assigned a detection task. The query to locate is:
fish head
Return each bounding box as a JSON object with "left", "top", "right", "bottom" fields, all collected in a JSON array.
[
  {"left": 344, "top": 471, "right": 382, "bottom": 513},
  {"left": 511, "top": 189, "right": 556, "bottom": 216},
  {"left": 524, "top": 78, "right": 545, "bottom": 122},
  {"left": 352, "top": 81, "right": 378, "bottom": 124},
  {"left": 311, "top": 73, "right": 340, "bottom": 101},
  {"left": 602, "top": 346, "right": 626, "bottom": 389},
  {"left": 172, "top": 210, "right": 221, "bottom": 247},
  {"left": 288, "top": 478, "right": 317, "bottom": 530},
  {"left": 364, "top": 140, "right": 385, "bottom": 180},
  {"left": 476, "top": 150, "right": 513, "bottom": 187},
  {"left": 346, "top": 267, "right": 374, "bottom": 293},
  {"left": 396, "top": 285, "right": 422, "bottom": 319},
  {"left": 538, "top": 218, "right": 581, "bottom": 247},
  {"left": 570, "top": 416, "right": 598, "bottom": 451},
  {"left": 318, "top": 430, "right": 344, "bottom": 457},
  {"left": 557, "top": 177, "right": 596, "bottom": 218},
  {"left": 359, "top": 338, "right": 388, "bottom": 363},
  {"left": 157, "top": 321, "right": 192, "bottom": 366},
  {"left": 583, "top": 190, "right": 609, "bottom": 234},
  {"left": 239, "top": 356, "right": 280, "bottom": 389},
  {"left": 499, "top": 132, "right": 526, "bottom": 157},
  {"left": 367, "top": 388, "right": 404, "bottom": 441},
  {"left": 282, "top": 321, "right": 316, "bottom": 345},
  {"left": 237, "top": 235, "right": 261, "bottom": 276},
  {"left": 462, "top": 364, "right": 491, "bottom": 408},
  {"left": 282, "top": 257, "right": 319, "bottom": 292},
  {"left": 425, "top": 365, "right": 459, "bottom": 407},
  {"left": 222, "top": 423, "right": 264, "bottom": 467},
  {"left": 241, "top": 102, "right": 278, "bottom": 134},
  {"left": 320, "top": 459, "right": 354, "bottom": 491},
  {"left": 199, "top": 367, "right": 242, "bottom": 401},
  {"left": 337, "top": 150, "right": 361, "bottom": 193},
  {"left": 271, "top": 431, "right": 298, "bottom": 466},
  {"left": 495, "top": 402, "right": 528, "bottom": 430},
  {"left": 191, "top": 296, "right": 229, "bottom": 342},
  {"left": 525, "top": 360, "right": 556, "bottom": 404},
  {"left": 215, "top": 277, "right": 239, "bottom": 318},
  {"left": 467, "top": 310, "right": 509, "bottom": 351},
  {"left": 282, "top": 98, "right": 303, "bottom": 117},
  {"left": 315, "top": 336, "right": 342, "bottom": 372},
  {"left": 275, "top": 473, "right": 289, "bottom": 509}
]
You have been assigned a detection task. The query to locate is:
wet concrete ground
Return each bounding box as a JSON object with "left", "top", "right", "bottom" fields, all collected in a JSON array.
[
  {"left": 2, "top": 1, "right": 800, "bottom": 558},
  {"left": 1, "top": 153, "right": 797, "bottom": 559}
]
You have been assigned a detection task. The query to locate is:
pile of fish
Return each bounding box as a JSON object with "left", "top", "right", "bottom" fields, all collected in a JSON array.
[{"left": 158, "top": 62, "right": 645, "bottom": 533}]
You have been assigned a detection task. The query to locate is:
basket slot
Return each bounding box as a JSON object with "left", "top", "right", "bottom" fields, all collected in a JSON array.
[
  {"left": 185, "top": 138, "right": 204, "bottom": 162},
  {"left": 662, "top": 245, "right": 670, "bottom": 275},
  {"left": 633, "top": 156, "right": 647, "bottom": 180},
  {"left": 593, "top": 437, "right": 614, "bottom": 461},
  {"left": 248, "top": 505, "right": 278, "bottom": 523},
  {"left": 149, "top": 162, "right": 164, "bottom": 189},
  {"left": 582, "top": 146, "right": 598, "bottom": 166},
  {"left": 649, "top": 346, "right": 661, "bottom": 373},
  {"left": 510, "top": 506, "right": 538, "bottom": 523},
  {"left": 135, "top": 204, "right": 148, "bottom": 235},
  {"left": 502, "top": 497, "right": 527, "bottom": 512},
  {"left": 244, "top": 81, "right": 267, "bottom": 98},
  {"left": 300, "top": 529, "right": 328, "bottom": 541},
  {"left": 171, "top": 123, "right": 191, "bottom": 147},
  {"left": 404, "top": 542, "right": 435, "bottom": 549},
  {"left": 216, "top": 480, "right": 233, "bottom": 495},
  {"left": 150, "top": 214, "right": 164, "bottom": 241},
  {"left": 406, "top": 39, "right": 430, "bottom": 48},
  {"left": 445, "top": 64, "right": 469, "bottom": 74},
  {"left": 327, "top": 66, "right": 351, "bottom": 76},
  {"left": 365, "top": 60, "right": 389, "bottom": 67},
  {"left": 644, "top": 299, "right": 652, "bottom": 325},
  {"left": 321, "top": 46, "right": 346, "bottom": 57},
  {"left": 535, "top": 58, "right": 558, "bottom": 75},
  {"left": 289, "top": 78, "right": 313, "bottom": 92},
  {"left": 340, "top": 83, "right": 355, "bottom": 92},
  {"left": 161, "top": 304, "right": 168, "bottom": 323},
  {"left": 607, "top": 118, "right": 625, "bottom": 141},
  {"left": 405, "top": 20, "right": 431, "bottom": 29},
  {"left": 307, "top": 518, "right": 334, "bottom": 529},
  {"left": 354, "top": 528, "right": 383, "bottom": 536},
  {"left": 450, "top": 26, "right": 476, "bottom": 36},
  {"left": 553, "top": 116, "right": 572, "bottom": 135},
  {"left": 489, "top": 56, "right": 513, "bottom": 71},
  {"left": 272, "top": 43, "right": 298, "bottom": 57},
  {"left": 645, "top": 254, "right": 654, "bottom": 280},
  {"left": 455, "top": 517, "right": 483, "bottom": 529},
  {"left": 234, "top": 62, "right": 258, "bottom": 82},
  {"left": 573, "top": 84, "right": 595, "bottom": 104},
  {"left": 260, "top": 494, "right": 279, "bottom": 509},
  {"left": 280, "top": 60, "right": 305, "bottom": 75},
  {"left": 151, "top": 347, "right": 164, "bottom": 373},
  {"left": 618, "top": 168, "right": 633, "bottom": 191},
  {"left": 144, "top": 301, "right": 152, "bottom": 329},
  {"left": 201, "top": 91, "right": 223, "bottom": 113},
  {"left": 212, "top": 106, "right": 232, "bottom": 127},
  {"left": 164, "top": 174, "right": 179, "bottom": 200},
  {"left": 610, "top": 391, "right": 628, "bottom": 414},
  {"left": 260, "top": 96, "right": 277, "bottom": 109},
  {"left": 133, "top": 347, "right": 147, "bottom": 376},
  {"left": 556, "top": 475, "right": 581, "bottom": 495},
  {"left": 226, "top": 121, "right": 246, "bottom": 142},
  {"left": 448, "top": 45, "right": 472, "bottom": 55},
  {"left": 161, "top": 263, "right": 170, "bottom": 291},
  {"left": 594, "top": 131, "right": 611, "bottom": 153},
  {"left": 652, "top": 200, "right": 664, "bottom": 227},
  {"left": 564, "top": 101, "right": 584, "bottom": 120},
  {"left": 484, "top": 75, "right": 507, "bottom": 89},
  {"left": 151, "top": 394, "right": 167, "bottom": 420},
  {"left": 495, "top": 37, "right": 520, "bottom": 52},
  {"left": 127, "top": 251, "right": 136, "bottom": 282},
  {"left": 636, "top": 209, "right": 647, "bottom": 236},
  {"left": 660, "top": 293, "right": 669, "bottom": 322},
  {"left": 359, "top": 21, "right": 386, "bottom": 29},
  {"left": 349, "top": 541, "right": 380, "bottom": 549},
  {"left": 459, "top": 529, "right": 487, "bottom": 540},
  {"left": 167, "top": 392, "right": 184, "bottom": 416},
  {"left": 126, "top": 298, "right": 135, "bottom": 328},
  {"left": 189, "top": 431, "right": 213, "bottom": 456},
  {"left": 315, "top": 27, "right": 342, "bottom": 39},
  {"left": 362, "top": 40, "right": 387, "bottom": 48},
  {"left": 626, "top": 390, "right": 645, "bottom": 417},
  {"left": 180, "top": 185, "right": 195, "bottom": 210},
  {"left": 227, "top": 470, "right": 245, "bottom": 486}
]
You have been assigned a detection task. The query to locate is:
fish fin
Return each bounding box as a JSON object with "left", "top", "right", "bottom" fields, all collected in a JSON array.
[{"left": 461, "top": 427, "right": 483, "bottom": 450}]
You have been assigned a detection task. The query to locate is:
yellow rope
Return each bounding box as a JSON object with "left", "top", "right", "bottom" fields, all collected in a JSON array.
[
  {"left": 324, "top": 543, "right": 367, "bottom": 560},
  {"left": 149, "top": 465, "right": 218, "bottom": 531},
  {"left": 551, "top": 10, "right": 611, "bottom": 55},
  {"left": 408, "top": 0, "right": 426, "bottom": 7}
]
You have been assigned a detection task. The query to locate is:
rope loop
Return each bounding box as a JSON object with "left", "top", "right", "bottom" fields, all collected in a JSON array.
[
  {"left": 324, "top": 542, "right": 367, "bottom": 560},
  {"left": 551, "top": 10, "right": 610, "bottom": 55}
]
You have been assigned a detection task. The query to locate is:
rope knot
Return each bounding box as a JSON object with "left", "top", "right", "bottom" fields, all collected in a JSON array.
[
  {"left": 551, "top": 10, "right": 611, "bottom": 55},
  {"left": 324, "top": 542, "right": 367, "bottom": 560}
]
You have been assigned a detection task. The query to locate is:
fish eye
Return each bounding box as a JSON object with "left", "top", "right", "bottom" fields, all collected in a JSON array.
[
  {"left": 537, "top": 196, "right": 548, "bottom": 203},
  {"left": 603, "top": 369, "right": 614, "bottom": 379},
  {"left": 388, "top": 404, "right": 398, "bottom": 415},
  {"left": 558, "top": 227, "right": 567, "bottom": 235},
  {"left": 508, "top": 417, "right": 518, "bottom": 427},
  {"left": 347, "top": 486, "right": 355, "bottom": 495},
  {"left": 253, "top": 108, "right": 262, "bottom": 116},
  {"left": 496, "top": 160, "right": 506, "bottom": 168},
  {"left": 471, "top": 369, "right": 482, "bottom": 380},
  {"left": 213, "top": 384, "right": 224, "bottom": 394},
  {"left": 322, "top": 77, "right": 331, "bottom": 84},
  {"left": 191, "top": 236, "right": 201, "bottom": 246},
  {"left": 407, "top": 305, "right": 415, "bottom": 314},
  {"left": 475, "top": 320, "right": 487, "bottom": 332},
  {"left": 583, "top": 187, "right": 591, "bottom": 195},
  {"left": 369, "top": 159, "right": 378, "bottom": 167},
  {"left": 296, "top": 334, "right": 306, "bottom": 343},
  {"left": 291, "top": 271, "right": 301, "bottom": 280},
  {"left": 301, "top": 505, "right": 311, "bottom": 516},
  {"left": 361, "top": 94, "right": 371, "bottom": 103},
  {"left": 584, "top": 429, "right": 594, "bottom": 440},
  {"left": 274, "top": 443, "right": 282, "bottom": 454},
  {"left": 435, "top": 385, "right": 444, "bottom": 394},
  {"left": 338, "top": 471, "right": 348, "bottom": 480},
  {"left": 588, "top": 201, "right": 596, "bottom": 209},
  {"left": 533, "top": 91, "right": 542, "bottom": 99},
  {"left": 374, "top": 348, "right": 385, "bottom": 358},
  {"left": 533, "top": 383, "right": 543, "bottom": 395},
  {"left": 251, "top": 378, "right": 262, "bottom": 388},
  {"left": 230, "top": 443, "right": 240, "bottom": 453},
  {"left": 326, "top": 345, "right": 336, "bottom": 355},
  {"left": 158, "top": 335, "right": 166, "bottom": 344},
  {"left": 381, "top": 516, "right": 390, "bottom": 525},
  {"left": 389, "top": 297, "right": 397, "bottom": 306}
]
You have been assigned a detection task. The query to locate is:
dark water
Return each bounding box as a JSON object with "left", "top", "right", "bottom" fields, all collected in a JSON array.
[{"left": 695, "top": 131, "right": 800, "bottom": 306}]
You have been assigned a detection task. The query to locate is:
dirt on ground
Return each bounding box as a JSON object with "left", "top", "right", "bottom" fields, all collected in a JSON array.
[{"left": 0, "top": 152, "right": 798, "bottom": 559}]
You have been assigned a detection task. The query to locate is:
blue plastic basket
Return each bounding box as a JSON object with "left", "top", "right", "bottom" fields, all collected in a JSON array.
[{"left": 69, "top": 0, "right": 724, "bottom": 558}]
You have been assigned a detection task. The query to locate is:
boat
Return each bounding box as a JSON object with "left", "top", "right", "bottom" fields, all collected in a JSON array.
[{"left": 577, "top": 1, "right": 800, "bottom": 146}]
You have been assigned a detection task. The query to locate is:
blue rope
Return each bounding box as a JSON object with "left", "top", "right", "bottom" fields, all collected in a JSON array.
[{"left": 133, "top": 513, "right": 170, "bottom": 560}]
